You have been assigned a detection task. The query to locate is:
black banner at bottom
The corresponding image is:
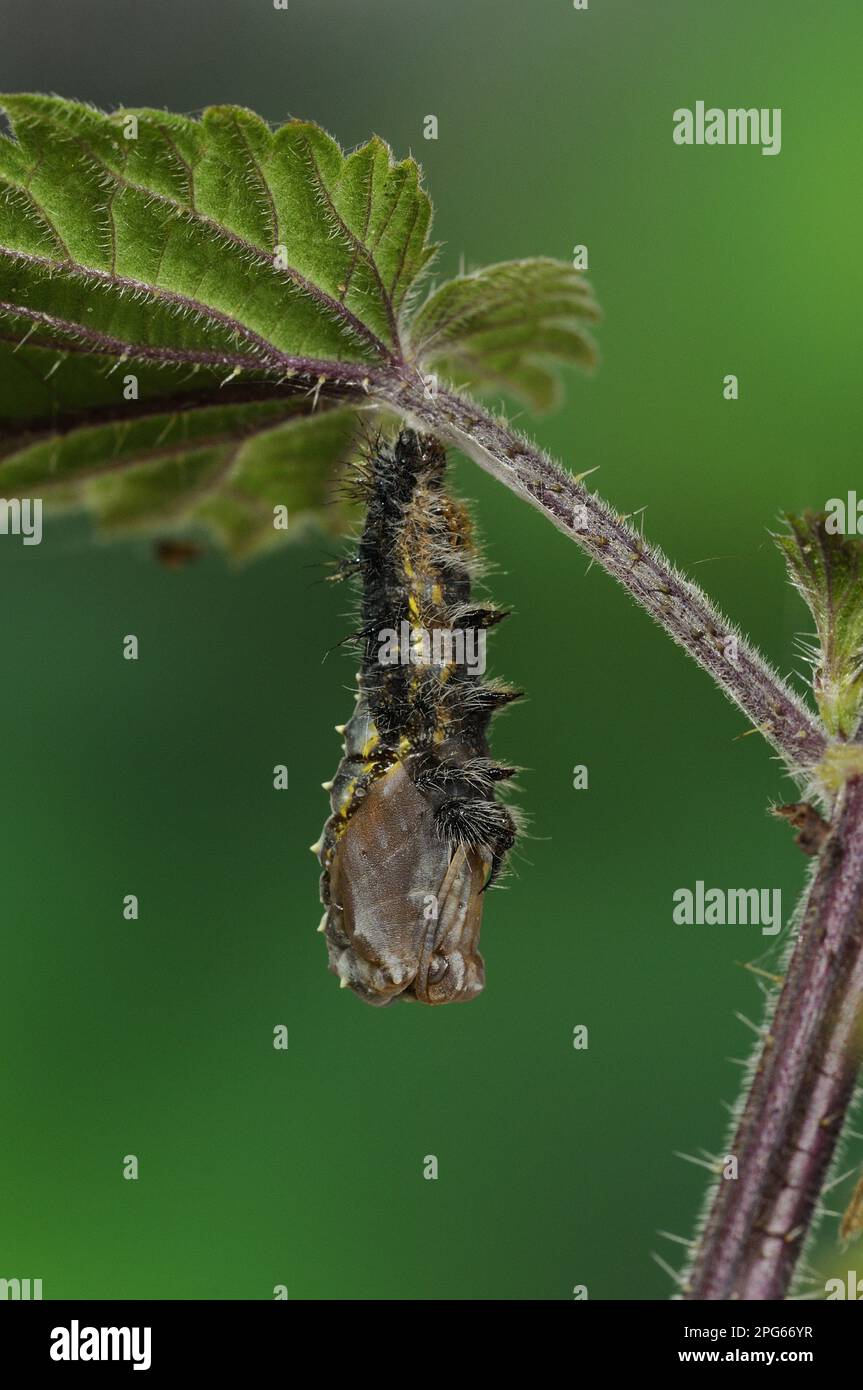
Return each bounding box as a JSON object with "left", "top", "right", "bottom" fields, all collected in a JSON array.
[{"left": 1, "top": 1295, "right": 858, "bottom": 1375}]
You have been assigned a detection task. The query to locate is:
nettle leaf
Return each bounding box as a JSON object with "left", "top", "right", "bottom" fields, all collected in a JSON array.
[
  {"left": 0, "top": 95, "right": 597, "bottom": 555},
  {"left": 776, "top": 512, "right": 863, "bottom": 738},
  {"left": 409, "top": 258, "right": 601, "bottom": 411}
]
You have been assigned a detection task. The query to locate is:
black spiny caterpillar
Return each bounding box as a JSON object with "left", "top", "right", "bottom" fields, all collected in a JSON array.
[{"left": 313, "top": 428, "right": 521, "bottom": 1007}]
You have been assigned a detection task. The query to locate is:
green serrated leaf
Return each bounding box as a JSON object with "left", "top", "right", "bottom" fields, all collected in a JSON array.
[
  {"left": 0, "top": 96, "right": 599, "bottom": 551},
  {"left": 0, "top": 95, "right": 436, "bottom": 544},
  {"left": 410, "top": 258, "right": 601, "bottom": 410},
  {"left": 776, "top": 511, "right": 863, "bottom": 738}
]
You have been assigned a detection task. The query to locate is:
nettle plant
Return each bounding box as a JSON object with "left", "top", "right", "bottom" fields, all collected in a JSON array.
[{"left": 1, "top": 96, "right": 861, "bottom": 1300}]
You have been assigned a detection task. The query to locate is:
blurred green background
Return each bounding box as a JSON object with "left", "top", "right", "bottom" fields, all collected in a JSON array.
[{"left": 1, "top": 0, "right": 860, "bottom": 1300}]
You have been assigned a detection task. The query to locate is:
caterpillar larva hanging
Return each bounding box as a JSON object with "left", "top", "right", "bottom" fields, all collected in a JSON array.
[{"left": 313, "top": 428, "right": 521, "bottom": 1006}]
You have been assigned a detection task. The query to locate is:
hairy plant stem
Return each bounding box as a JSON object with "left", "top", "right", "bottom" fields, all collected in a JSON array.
[
  {"left": 685, "top": 773, "right": 863, "bottom": 1299},
  {"left": 385, "top": 377, "right": 827, "bottom": 777},
  {"left": 379, "top": 374, "right": 863, "bottom": 1301}
]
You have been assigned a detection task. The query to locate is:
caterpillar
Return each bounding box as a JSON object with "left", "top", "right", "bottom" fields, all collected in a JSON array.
[{"left": 313, "top": 428, "right": 521, "bottom": 1007}]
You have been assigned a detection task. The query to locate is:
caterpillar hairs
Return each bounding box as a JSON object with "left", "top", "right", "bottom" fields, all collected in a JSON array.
[{"left": 313, "top": 427, "right": 522, "bottom": 1006}]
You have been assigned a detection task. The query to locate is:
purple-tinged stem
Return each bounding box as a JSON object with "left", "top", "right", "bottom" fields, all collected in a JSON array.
[
  {"left": 388, "top": 377, "right": 827, "bottom": 776},
  {"left": 684, "top": 773, "right": 863, "bottom": 1300}
]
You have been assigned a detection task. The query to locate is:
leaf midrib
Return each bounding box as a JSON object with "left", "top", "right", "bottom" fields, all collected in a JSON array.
[{"left": 0, "top": 244, "right": 408, "bottom": 391}]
